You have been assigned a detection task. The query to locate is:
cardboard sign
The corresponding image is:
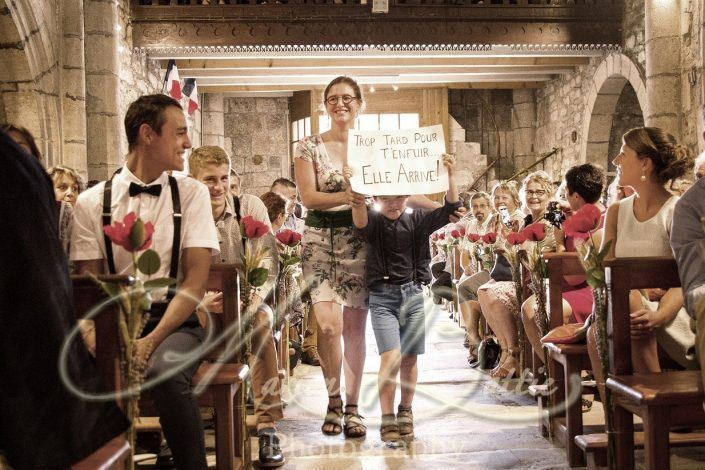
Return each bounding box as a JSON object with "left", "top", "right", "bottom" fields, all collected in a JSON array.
[{"left": 348, "top": 124, "right": 447, "bottom": 196}]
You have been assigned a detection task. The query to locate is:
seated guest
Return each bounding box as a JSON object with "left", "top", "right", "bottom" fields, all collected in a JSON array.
[
  {"left": 71, "top": 94, "right": 217, "bottom": 470},
  {"left": 671, "top": 120, "right": 705, "bottom": 398},
  {"left": 588, "top": 127, "right": 698, "bottom": 402},
  {"left": 455, "top": 191, "right": 493, "bottom": 355},
  {"left": 2, "top": 123, "right": 42, "bottom": 162},
  {"left": 189, "top": 146, "right": 285, "bottom": 467},
  {"left": 457, "top": 181, "right": 523, "bottom": 365},
  {"left": 478, "top": 171, "right": 556, "bottom": 378},
  {"left": 48, "top": 165, "right": 84, "bottom": 257},
  {"left": 4, "top": 125, "right": 75, "bottom": 258},
  {"left": 0, "top": 128, "right": 129, "bottom": 469},
  {"left": 261, "top": 191, "right": 289, "bottom": 233},
  {"left": 230, "top": 168, "right": 241, "bottom": 197},
  {"left": 522, "top": 163, "right": 605, "bottom": 363},
  {"left": 271, "top": 177, "right": 304, "bottom": 231}
]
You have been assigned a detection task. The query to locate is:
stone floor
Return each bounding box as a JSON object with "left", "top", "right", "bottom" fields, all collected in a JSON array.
[
  {"left": 132, "top": 295, "right": 705, "bottom": 469},
  {"left": 261, "top": 298, "right": 572, "bottom": 469},
  {"left": 253, "top": 297, "right": 705, "bottom": 470}
]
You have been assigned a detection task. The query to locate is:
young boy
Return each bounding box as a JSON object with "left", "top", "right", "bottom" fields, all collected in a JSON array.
[{"left": 350, "top": 154, "right": 460, "bottom": 443}]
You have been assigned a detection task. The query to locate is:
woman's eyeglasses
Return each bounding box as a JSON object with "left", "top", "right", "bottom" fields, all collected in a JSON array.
[
  {"left": 525, "top": 189, "right": 548, "bottom": 197},
  {"left": 325, "top": 95, "right": 358, "bottom": 106}
]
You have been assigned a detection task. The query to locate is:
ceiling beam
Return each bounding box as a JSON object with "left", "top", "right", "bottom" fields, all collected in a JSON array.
[{"left": 199, "top": 82, "right": 544, "bottom": 93}]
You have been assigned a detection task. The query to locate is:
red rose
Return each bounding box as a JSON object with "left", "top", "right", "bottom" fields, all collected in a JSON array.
[
  {"left": 522, "top": 222, "right": 546, "bottom": 242},
  {"left": 241, "top": 215, "right": 269, "bottom": 239},
  {"left": 562, "top": 204, "right": 601, "bottom": 236},
  {"left": 450, "top": 229, "right": 461, "bottom": 239},
  {"left": 431, "top": 233, "right": 439, "bottom": 242},
  {"left": 276, "top": 229, "right": 303, "bottom": 247},
  {"left": 458, "top": 227, "right": 466, "bottom": 237},
  {"left": 467, "top": 233, "right": 481, "bottom": 243},
  {"left": 439, "top": 233, "right": 446, "bottom": 241},
  {"left": 103, "top": 211, "right": 154, "bottom": 252},
  {"left": 482, "top": 232, "right": 497, "bottom": 244},
  {"left": 506, "top": 232, "right": 527, "bottom": 245}
]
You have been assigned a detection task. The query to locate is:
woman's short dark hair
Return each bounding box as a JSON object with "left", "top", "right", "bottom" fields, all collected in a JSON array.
[
  {"left": 124, "top": 94, "right": 183, "bottom": 151},
  {"left": 2, "top": 124, "right": 42, "bottom": 161},
  {"left": 260, "top": 191, "right": 287, "bottom": 223},
  {"left": 565, "top": 163, "right": 605, "bottom": 204}
]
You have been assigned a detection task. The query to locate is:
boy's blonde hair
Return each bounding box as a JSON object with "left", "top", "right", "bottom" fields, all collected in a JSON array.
[{"left": 188, "top": 146, "right": 230, "bottom": 177}]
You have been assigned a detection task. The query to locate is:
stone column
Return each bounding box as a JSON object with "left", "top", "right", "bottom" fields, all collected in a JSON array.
[
  {"left": 84, "top": 0, "right": 121, "bottom": 180},
  {"left": 512, "top": 89, "right": 536, "bottom": 167},
  {"left": 59, "top": 0, "right": 87, "bottom": 178},
  {"left": 644, "top": 0, "right": 681, "bottom": 138},
  {"left": 201, "top": 93, "right": 225, "bottom": 148}
]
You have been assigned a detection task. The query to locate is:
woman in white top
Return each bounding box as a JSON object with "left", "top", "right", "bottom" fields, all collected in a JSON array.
[{"left": 588, "top": 127, "right": 696, "bottom": 392}]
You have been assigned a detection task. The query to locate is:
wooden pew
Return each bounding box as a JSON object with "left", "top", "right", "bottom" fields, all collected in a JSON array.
[
  {"left": 579, "top": 257, "right": 705, "bottom": 469},
  {"left": 71, "top": 274, "right": 132, "bottom": 470},
  {"left": 72, "top": 264, "right": 251, "bottom": 470},
  {"left": 540, "top": 252, "right": 594, "bottom": 467}
]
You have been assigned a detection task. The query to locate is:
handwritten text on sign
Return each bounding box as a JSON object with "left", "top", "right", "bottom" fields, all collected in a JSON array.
[{"left": 348, "top": 125, "right": 447, "bottom": 196}]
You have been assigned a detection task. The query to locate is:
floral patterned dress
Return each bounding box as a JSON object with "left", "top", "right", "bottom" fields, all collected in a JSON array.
[{"left": 294, "top": 135, "right": 368, "bottom": 309}]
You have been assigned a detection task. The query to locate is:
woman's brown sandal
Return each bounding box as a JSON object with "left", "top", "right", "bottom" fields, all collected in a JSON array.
[
  {"left": 396, "top": 405, "right": 414, "bottom": 440},
  {"left": 491, "top": 348, "right": 520, "bottom": 379},
  {"left": 321, "top": 395, "right": 343, "bottom": 436},
  {"left": 380, "top": 414, "right": 401, "bottom": 443},
  {"left": 343, "top": 404, "right": 367, "bottom": 438}
]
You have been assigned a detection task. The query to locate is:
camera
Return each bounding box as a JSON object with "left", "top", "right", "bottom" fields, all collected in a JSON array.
[{"left": 544, "top": 201, "right": 566, "bottom": 228}]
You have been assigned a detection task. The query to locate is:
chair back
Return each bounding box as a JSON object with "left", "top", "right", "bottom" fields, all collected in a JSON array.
[{"left": 604, "top": 257, "right": 681, "bottom": 375}]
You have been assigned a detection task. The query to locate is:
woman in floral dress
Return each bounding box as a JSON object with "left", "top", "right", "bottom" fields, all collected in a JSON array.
[{"left": 294, "top": 76, "right": 370, "bottom": 438}]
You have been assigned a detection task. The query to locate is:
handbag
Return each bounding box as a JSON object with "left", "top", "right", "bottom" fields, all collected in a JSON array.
[
  {"left": 541, "top": 322, "right": 588, "bottom": 344},
  {"left": 477, "top": 336, "right": 501, "bottom": 370},
  {"left": 489, "top": 253, "right": 513, "bottom": 282}
]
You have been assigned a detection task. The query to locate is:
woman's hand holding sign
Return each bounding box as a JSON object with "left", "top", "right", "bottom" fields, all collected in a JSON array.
[{"left": 343, "top": 165, "right": 366, "bottom": 208}]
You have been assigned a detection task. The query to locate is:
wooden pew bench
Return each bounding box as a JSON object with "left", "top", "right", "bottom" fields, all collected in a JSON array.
[
  {"left": 540, "top": 252, "right": 594, "bottom": 467},
  {"left": 72, "top": 435, "right": 131, "bottom": 470},
  {"left": 72, "top": 264, "right": 251, "bottom": 470},
  {"left": 585, "top": 257, "right": 705, "bottom": 470}
]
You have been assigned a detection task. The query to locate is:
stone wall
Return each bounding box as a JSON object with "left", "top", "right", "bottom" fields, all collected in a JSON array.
[
  {"left": 116, "top": 0, "right": 164, "bottom": 161},
  {"left": 623, "top": 0, "right": 646, "bottom": 75},
  {"left": 607, "top": 83, "right": 644, "bottom": 172},
  {"left": 448, "top": 89, "right": 514, "bottom": 179},
  {"left": 680, "top": 0, "right": 705, "bottom": 153},
  {"left": 223, "top": 97, "right": 289, "bottom": 196},
  {"left": 535, "top": 57, "right": 604, "bottom": 179}
]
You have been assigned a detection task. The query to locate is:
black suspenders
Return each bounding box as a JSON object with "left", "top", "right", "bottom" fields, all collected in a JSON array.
[{"left": 102, "top": 175, "right": 182, "bottom": 299}]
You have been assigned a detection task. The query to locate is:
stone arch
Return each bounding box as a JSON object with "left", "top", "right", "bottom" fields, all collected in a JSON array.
[
  {"left": 1, "top": 0, "right": 60, "bottom": 165},
  {"left": 580, "top": 53, "right": 647, "bottom": 170}
]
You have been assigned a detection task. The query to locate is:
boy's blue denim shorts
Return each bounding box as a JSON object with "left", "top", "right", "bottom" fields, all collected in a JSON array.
[{"left": 369, "top": 281, "right": 426, "bottom": 356}]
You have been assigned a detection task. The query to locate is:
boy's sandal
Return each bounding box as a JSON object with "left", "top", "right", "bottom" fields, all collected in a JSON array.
[
  {"left": 343, "top": 404, "right": 367, "bottom": 438},
  {"left": 321, "top": 395, "right": 343, "bottom": 436},
  {"left": 467, "top": 342, "right": 480, "bottom": 365},
  {"left": 380, "top": 415, "right": 401, "bottom": 442},
  {"left": 396, "top": 406, "right": 414, "bottom": 439}
]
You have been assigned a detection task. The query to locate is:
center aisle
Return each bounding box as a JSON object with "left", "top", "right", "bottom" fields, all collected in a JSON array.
[{"left": 263, "top": 295, "right": 572, "bottom": 469}]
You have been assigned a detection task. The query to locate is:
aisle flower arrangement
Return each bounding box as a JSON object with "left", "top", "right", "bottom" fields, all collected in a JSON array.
[
  {"left": 275, "top": 228, "right": 305, "bottom": 328},
  {"left": 561, "top": 204, "right": 614, "bottom": 466},
  {"left": 239, "top": 215, "right": 271, "bottom": 355},
  {"left": 96, "top": 212, "right": 176, "bottom": 469}
]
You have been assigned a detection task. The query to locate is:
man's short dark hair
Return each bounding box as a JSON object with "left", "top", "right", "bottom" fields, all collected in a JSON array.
[
  {"left": 124, "top": 94, "right": 182, "bottom": 151},
  {"left": 565, "top": 163, "right": 605, "bottom": 204},
  {"left": 271, "top": 177, "right": 296, "bottom": 190}
]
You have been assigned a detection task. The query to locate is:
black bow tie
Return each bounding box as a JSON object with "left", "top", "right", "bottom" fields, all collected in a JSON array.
[{"left": 129, "top": 182, "right": 162, "bottom": 197}]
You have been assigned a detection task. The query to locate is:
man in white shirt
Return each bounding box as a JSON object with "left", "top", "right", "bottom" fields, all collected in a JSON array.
[{"left": 71, "top": 94, "right": 219, "bottom": 470}]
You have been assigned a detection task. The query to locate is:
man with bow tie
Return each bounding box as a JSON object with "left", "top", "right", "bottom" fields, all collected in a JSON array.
[{"left": 71, "top": 94, "right": 219, "bottom": 470}]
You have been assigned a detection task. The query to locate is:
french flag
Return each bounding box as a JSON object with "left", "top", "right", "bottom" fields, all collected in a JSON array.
[
  {"left": 163, "top": 59, "right": 182, "bottom": 100},
  {"left": 182, "top": 78, "right": 200, "bottom": 116}
]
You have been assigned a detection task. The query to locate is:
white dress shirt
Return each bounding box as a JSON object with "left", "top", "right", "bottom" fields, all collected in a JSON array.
[{"left": 71, "top": 165, "right": 219, "bottom": 299}]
